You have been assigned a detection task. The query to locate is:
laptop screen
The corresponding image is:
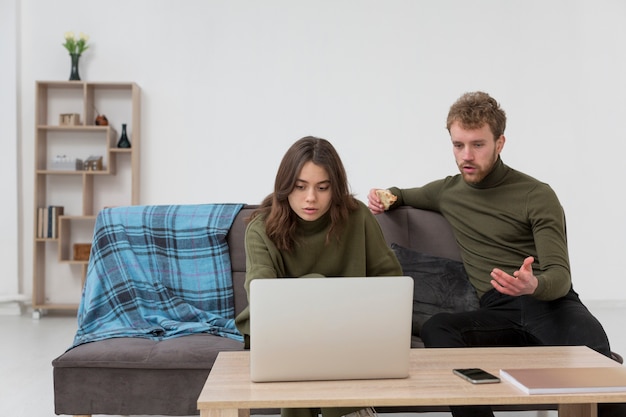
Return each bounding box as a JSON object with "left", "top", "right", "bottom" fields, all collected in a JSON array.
[{"left": 249, "top": 276, "right": 413, "bottom": 382}]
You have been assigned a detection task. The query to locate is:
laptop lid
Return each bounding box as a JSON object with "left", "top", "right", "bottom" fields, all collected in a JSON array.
[{"left": 249, "top": 276, "right": 413, "bottom": 382}]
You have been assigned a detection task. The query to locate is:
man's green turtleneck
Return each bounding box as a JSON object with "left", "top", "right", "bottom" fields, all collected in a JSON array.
[{"left": 389, "top": 157, "right": 570, "bottom": 300}]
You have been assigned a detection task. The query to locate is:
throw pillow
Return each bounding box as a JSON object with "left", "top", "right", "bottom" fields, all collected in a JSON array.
[{"left": 391, "top": 243, "right": 479, "bottom": 336}]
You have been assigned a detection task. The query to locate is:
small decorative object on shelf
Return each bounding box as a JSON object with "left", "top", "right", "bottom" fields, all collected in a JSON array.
[
  {"left": 95, "top": 114, "right": 108, "bottom": 126},
  {"left": 83, "top": 155, "right": 103, "bottom": 171},
  {"left": 62, "top": 31, "right": 89, "bottom": 81},
  {"left": 94, "top": 106, "right": 108, "bottom": 125},
  {"left": 49, "top": 154, "right": 83, "bottom": 171},
  {"left": 69, "top": 53, "right": 81, "bottom": 81},
  {"left": 59, "top": 113, "right": 80, "bottom": 126},
  {"left": 73, "top": 243, "right": 92, "bottom": 261},
  {"left": 117, "top": 123, "right": 131, "bottom": 148}
]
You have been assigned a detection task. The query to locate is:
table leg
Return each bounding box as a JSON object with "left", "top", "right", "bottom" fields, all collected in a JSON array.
[
  {"left": 200, "top": 408, "right": 249, "bottom": 417},
  {"left": 558, "top": 403, "right": 597, "bottom": 417}
]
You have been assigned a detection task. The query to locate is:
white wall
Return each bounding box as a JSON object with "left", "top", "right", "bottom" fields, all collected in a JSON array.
[
  {"left": 14, "top": 0, "right": 626, "bottom": 302},
  {"left": 1, "top": 0, "right": 20, "bottom": 301}
]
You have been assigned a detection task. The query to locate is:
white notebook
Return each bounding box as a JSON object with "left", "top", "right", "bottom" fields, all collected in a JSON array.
[
  {"left": 249, "top": 276, "right": 413, "bottom": 382},
  {"left": 500, "top": 367, "right": 626, "bottom": 394}
]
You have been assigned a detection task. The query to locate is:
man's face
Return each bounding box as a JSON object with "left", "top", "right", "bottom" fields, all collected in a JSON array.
[{"left": 450, "top": 121, "right": 505, "bottom": 184}]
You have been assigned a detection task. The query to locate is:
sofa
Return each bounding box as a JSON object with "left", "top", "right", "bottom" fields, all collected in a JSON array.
[{"left": 53, "top": 204, "right": 563, "bottom": 416}]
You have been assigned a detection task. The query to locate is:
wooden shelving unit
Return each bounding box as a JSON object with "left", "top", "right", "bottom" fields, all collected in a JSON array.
[{"left": 32, "top": 81, "right": 140, "bottom": 318}]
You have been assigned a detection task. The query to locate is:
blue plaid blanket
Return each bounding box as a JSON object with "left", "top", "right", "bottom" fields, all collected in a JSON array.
[{"left": 72, "top": 204, "right": 244, "bottom": 348}]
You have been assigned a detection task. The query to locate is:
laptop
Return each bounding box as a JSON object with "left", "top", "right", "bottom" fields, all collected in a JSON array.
[{"left": 249, "top": 276, "right": 413, "bottom": 382}]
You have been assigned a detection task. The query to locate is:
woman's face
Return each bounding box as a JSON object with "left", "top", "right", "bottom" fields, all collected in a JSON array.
[{"left": 288, "top": 161, "right": 332, "bottom": 221}]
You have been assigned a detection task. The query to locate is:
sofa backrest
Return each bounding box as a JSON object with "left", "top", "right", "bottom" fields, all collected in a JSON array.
[
  {"left": 375, "top": 206, "right": 461, "bottom": 261},
  {"left": 227, "top": 205, "right": 259, "bottom": 317},
  {"left": 227, "top": 205, "right": 461, "bottom": 316}
]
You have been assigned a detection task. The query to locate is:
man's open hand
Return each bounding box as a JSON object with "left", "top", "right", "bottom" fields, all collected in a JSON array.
[{"left": 490, "top": 256, "right": 538, "bottom": 296}]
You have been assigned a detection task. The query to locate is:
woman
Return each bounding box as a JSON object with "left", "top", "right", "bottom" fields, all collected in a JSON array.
[{"left": 235, "top": 136, "right": 402, "bottom": 417}]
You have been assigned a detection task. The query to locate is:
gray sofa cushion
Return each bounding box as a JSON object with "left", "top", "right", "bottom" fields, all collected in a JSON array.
[
  {"left": 53, "top": 334, "right": 243, "bottom": 370},
  {"left": 391, "top": 243, "right": 479, "bottom": 335},
  {"left": 52, "top": 334, "right": 245, "bottom": 416}
]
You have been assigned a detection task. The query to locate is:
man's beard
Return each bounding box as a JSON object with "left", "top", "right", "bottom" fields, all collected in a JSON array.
[{"left": 458, "top": 155, "right": 498, "bottom": 185}]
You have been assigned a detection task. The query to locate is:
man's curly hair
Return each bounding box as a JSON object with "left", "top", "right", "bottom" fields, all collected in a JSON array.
[{"left": 446, "top": 91, "right": 507, "bottom": 139}]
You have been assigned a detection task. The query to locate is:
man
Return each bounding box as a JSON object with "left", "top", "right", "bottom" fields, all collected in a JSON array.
[{"left": 368, "top": 91, "right": 623, "bottom": 417}]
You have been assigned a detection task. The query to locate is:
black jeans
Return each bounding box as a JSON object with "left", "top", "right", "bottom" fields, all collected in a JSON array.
[{"left": 420, "top": 288, "right": 625, "bottom": 417}]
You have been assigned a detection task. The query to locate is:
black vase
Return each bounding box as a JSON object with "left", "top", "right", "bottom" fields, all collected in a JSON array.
[
  {"left": 69, "top": 53, "right": 81, "bottom": 81},
  {"left": 117, "top": 124, "right": 131, "bottom": 148}
]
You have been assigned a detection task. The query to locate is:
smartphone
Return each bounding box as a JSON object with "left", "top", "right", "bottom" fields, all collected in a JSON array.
[{"left": 453, "top": 368, "right": 500, "bottom": 384}]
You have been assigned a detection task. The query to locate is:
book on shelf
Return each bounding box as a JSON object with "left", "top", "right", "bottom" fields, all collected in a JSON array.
[
  {"left": 37, "top": 206, "right": 64, "bottom": 238},
  {"left": 37, "top": 207, "right": 44, "bottom": 238},
  {"left": 38, "top": 207, "right": 47, "bottom": 239},
  {"left": 500, "top": 367, "right": 626, "bottom": 394},
  {"left": 51, "top": 206, "right": 64, "bottom": 238}
]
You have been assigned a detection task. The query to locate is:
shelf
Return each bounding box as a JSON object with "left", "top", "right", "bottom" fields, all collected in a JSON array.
[
  {"left": 37, "top": 170, "right": 113, "bottom": 175},
  {"left": 37, "top": 125, "right": 110, "bottom": 131},
  {"left": 110, "top": 148, "right": 133, "bottom": 153},
  {"left": 35, "top": 237, "right": 59, "bottom": 242},
  {"left": 32, "top": 302, "right": 79, "bottom": 310},
  {"left": 37, "top": 80, "right": 137, "bottom": 89},
  {"left": 32, "top": 80, "right": 140, "bottom": 316},
  {"left": 59, "top": 259, "right": 90, "bottom": 265}
]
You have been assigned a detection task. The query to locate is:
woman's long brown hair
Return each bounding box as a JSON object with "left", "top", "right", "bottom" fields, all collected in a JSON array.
[{"left": 251, "top": 136, "right": 358, "bottom": 251}]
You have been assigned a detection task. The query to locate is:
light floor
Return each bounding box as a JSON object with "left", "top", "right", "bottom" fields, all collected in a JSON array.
[{"left": 2, "top": 300, "right": 625, "bottom": 417}]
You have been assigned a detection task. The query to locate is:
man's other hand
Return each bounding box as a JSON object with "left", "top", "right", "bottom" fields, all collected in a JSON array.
[{"left": 490, "top": 256, "right": 538, "bottom": 296}]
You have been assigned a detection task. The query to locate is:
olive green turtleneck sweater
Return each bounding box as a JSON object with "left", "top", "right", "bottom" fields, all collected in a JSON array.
[
  {"left": 389, "top": 158, "right": 571, "bottom": 301},
  {"left": 234, "top": 200, "right": 402, "bottom": 340}
]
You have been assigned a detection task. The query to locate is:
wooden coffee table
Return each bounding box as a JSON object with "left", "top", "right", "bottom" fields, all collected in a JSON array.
[{"left": 198, "top": 346, "right": 626, "bottom": 417}]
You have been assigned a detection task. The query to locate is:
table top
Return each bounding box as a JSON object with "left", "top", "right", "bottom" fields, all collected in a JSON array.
[{"left": 197, "top": 346, "right": 626, "bottom": 410}]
